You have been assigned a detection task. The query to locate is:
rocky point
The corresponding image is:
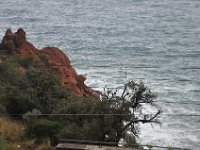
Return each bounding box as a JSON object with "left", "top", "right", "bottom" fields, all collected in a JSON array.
[{"left": 0, "top": 28, "right": 99, "bottom": 97}]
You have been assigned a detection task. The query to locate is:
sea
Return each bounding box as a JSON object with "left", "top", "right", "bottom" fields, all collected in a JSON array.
[{"left": 0, "top": 0, "right": 200, "bottom": 149}]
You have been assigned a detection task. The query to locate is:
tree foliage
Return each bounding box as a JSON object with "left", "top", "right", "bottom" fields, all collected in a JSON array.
[
  {"left": 100, "top": 81, "right": 161, "bottom": 142},
  {"left": 55, "top": 81, "right": 160, "bottom": 146},
  {"left": 0, "top": 54, "right": 160, "bottom": 147},
  {"left": 0, "top": 55, "right": 68, "bottom": 116}
]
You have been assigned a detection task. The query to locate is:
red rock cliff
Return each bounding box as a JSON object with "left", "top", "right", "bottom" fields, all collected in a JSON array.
[{"left": 0, "top": 28, "right": 99, "bottom": 97}]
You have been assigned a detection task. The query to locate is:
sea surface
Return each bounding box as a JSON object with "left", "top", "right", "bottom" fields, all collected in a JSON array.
[{"left": 0, "top": 0, "right": 200, "bottom": 149}]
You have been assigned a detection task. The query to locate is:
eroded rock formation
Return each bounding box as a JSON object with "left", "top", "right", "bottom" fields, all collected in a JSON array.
[{"left": 0, "top": 28, "right": 99, "bottom": 97}]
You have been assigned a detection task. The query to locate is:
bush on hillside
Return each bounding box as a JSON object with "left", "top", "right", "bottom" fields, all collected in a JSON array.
[{"left": 25, "top": 119, "right": 62, "bottom": 145}]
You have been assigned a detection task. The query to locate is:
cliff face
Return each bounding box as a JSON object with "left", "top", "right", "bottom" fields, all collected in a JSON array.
[{"left": 0, "top": 28, "right": 99, "bottom": 97}]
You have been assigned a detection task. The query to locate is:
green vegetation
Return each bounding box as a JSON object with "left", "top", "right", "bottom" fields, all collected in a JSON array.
[
  {"left": 0, "top": 54, "right": 160, "bottom": 149},
  {"left": 0, "top": 135, "right": 11, "bottom": 150},
  {"left": 25, "top": 119, "right": 62, "bottom": 145}
]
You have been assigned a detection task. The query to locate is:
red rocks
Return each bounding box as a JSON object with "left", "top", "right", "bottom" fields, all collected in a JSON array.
[
  {"left": 0, "top": 28, "right": 99, "bottom": 97},
  {"left": 1, "top": 28, "right": 38, "bottom": 56},
  {"left": 1, "top": 28, "right": 17, "bottom": 52}
]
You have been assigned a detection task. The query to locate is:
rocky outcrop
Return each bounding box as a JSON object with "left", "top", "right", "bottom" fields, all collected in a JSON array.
[
  {"left": 0, "top": 28, "right": 99, "bottom": 97},
  {"left": 0, "top": 28, "right": 38, "bottom": 56}
]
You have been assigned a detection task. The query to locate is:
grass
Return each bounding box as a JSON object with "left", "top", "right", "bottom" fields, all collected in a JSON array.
[
  {"left": 0, "top": 117, "right": 53, "bottom": 150},
  {"left": 0, "top": 117, "right": 24, "bottom": 143},
  {"left": 0, "top": 135, "right": 11, "bottom": 150},
  {"left": 37, "top": 139, "right": 52, "bottom": 150}
]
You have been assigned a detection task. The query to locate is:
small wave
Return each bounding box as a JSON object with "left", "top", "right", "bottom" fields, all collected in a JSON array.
[
  {"left": 164, "top": 52, "right": 200, "bottom": 58},
  {"left": 123, "top": 66, "right": 160, "bottom": 69},
  {"left": 155, "top": 78, "right": 170, "bottom": 81},
  {"left": 90, "top": 65, "right": 112, "bottom": 68},
  {"left": 177, "top": 79, "right": 192, "bottom": 82},
  {"left": 179, "top": 67, "right": 200, "bottom": 70},
  {"left": 189, "top": 89, "right": 200, "bottom": 93}
]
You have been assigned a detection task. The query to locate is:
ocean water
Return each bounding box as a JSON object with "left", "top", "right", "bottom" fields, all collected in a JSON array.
[{"left": 0, "top": 0, "right": 200, "bottom": 149}]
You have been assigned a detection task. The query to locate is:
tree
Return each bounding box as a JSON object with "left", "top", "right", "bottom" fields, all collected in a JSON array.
[
  {"left": 0, "top": 55, "right": 67, "bottom": 116},
  {"left": 56, "top": 80, "right": 160, "bottom": 146},
  {"left": 100, "top": 81, "right": 161, "bottom": 144},
  {"left": 0, "top": 54, "right": 160, "bottom": 147}
]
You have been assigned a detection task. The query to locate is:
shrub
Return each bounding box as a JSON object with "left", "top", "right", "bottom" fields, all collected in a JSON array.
[
  {"left": 18, "top": 55, "right": 34, "bottom": 68},
  {"left": 23, "top": 108, "right": 42, "bottom": 122},
  {"left": 25, "top": 119, "right": 62, "bottom": 145}
]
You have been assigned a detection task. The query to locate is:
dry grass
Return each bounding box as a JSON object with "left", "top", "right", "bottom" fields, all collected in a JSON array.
[
  {"left": 22, "top": 139, "right": 36, "bottom": 149},
  {"left": 0, "top": 117, "right": 53, "bottom": 149},
  {"left": 37, "top": 139, "right": 53, "bottom": 150},
  {"left": 0, "top": 117, "right": 25, "bottom": 143},
  {"left": 22, "top": 139, "right": 53, "bottom": 150}
]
